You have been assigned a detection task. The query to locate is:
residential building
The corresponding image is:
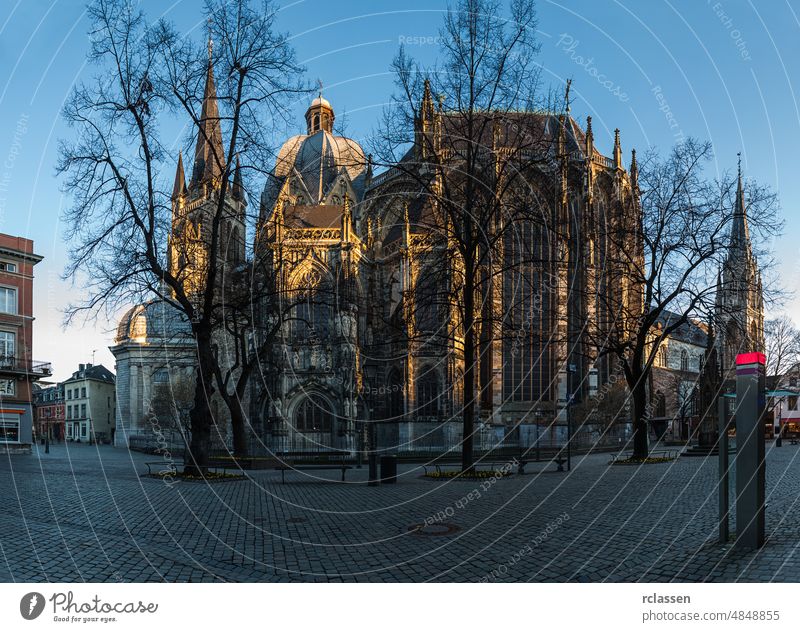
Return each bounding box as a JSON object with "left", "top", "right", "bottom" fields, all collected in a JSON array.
[
  {"left": 649, "top": 312, "right": 708, "bottom": 441},
  {"left": 32, "top": 382, "right": 66, "bottom": 441},
  {"left": 0, "top": 233, "right": 51, "bottom": 453},
  {"left": 63, "top": 363, "right": 116, "bottom": 443}
]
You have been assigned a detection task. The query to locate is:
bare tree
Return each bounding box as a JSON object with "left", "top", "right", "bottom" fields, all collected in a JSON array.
[
  {"left": 370, "top": 0, "right": 548, "bottom": 471},
  {"left": 58, "top": 0, "right": 305, "bottom": 472},
  {"left": 590, "top": 140, "right": 781, "bottom": 458},
  {"left": 765, "top": 316, "right": 800, "bottom": 391}
]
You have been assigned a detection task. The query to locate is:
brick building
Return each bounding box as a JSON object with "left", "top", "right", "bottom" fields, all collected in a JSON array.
[
  {"left": 0, "top": 233, "right": 51, "bottom": 452},
  {"left": 32, "top": 382, "right": 66, "bottom": 441}
]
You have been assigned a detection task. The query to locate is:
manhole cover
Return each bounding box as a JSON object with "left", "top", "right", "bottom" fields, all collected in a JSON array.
[
  {"left": 407, "top": 523, "right": 460, "bottom": 536},
  {"left": 286, "top": 517, "right": 307, "bottom": 524}
]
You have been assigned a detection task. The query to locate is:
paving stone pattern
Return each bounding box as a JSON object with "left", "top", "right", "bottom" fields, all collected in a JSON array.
[{"left": 2, "top": 443, "right": 800, "bottom": 582}]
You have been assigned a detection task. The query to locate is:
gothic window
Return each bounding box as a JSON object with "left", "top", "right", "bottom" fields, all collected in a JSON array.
[
  {"left": 658, "top": 346, "right": 668, "bottom": 368},
  {"left": 290, "top": 267, "right": 333, "bottom": 342},
  {"left": 228, "top": 225, "right": 242, "bottom": 264},
  {"left": 386, "top": 368, "right": 404, "bottom": 421},
  {"left": 655, "top": 391, "right": 666, "bottom": 418},
  {"left": 295, "top": 396, "right": 333, "bottom": 432},
  {"left": 293, "top": 292, "right": 332, "bottom": 342},
  {"left": 415, "top": 270, "right": 439, "bottom": 334},
  {"left": 416, "top": 369, "right": 440, "bottom": 418},
  {"left": 680, "top": 350, "right": 689, "bottom": 372}
]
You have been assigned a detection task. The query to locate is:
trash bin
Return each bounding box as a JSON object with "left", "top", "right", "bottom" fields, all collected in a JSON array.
[{"left": 380, "top": 455, "right": 397, "bottom": 484}]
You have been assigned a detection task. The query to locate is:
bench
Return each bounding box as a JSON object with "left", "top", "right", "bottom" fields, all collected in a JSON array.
[
  {"left": 420, "top": 449, "right": 570, "bottom": 476},
  {"left": 271, "top": 451, "right": 353, "bottom": 484},
  {"left": 275, "top": 463, "right": 352, "bottom": 483},
  {"left": 143, "top": 461, "right": 238, "bottom": 477}
]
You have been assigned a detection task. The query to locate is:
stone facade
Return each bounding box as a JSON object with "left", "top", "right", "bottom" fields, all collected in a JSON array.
[{"left": 254, "top": 82, "right": 642, "bottom": 454}]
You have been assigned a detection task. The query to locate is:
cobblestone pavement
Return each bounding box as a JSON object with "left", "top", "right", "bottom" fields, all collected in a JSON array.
[{"left": 2, "top": 442, "right": 800, "bottom": 582}]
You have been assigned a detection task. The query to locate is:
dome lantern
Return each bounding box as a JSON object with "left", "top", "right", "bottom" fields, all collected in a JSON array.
[{"left": 305, "top": 91, "right": 334, "bottom": 135}]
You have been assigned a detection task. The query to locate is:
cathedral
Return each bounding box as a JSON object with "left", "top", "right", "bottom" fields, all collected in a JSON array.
[
  {"left": 253, "top": 79, "right": 643, "bottom": 453},
  {"left": 110, "top": 48, "right": 764, "bottom": 455}
]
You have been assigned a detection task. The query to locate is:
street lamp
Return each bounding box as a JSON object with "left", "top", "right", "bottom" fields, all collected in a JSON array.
[
  {"left": 367, "top": 404, "right": 378, "bottom": 486},
  {"left": 566, "top": 363, "right": 576, "bottom": 472}
]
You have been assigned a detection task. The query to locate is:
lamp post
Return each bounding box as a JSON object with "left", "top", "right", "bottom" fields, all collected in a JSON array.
[
  {"left": 566, "top": 363, "right": 576, "bottom": 472},
  {"left": 368, "top": 405, "right": 378, "bottom": 486}
]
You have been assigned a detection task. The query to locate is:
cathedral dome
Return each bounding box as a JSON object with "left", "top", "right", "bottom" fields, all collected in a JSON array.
[
  {"left": 115, "top": 300, "right": 192, "bottom": 345},
  {"left": 273, "top": 97, "right": 366, "bottom": 205}
]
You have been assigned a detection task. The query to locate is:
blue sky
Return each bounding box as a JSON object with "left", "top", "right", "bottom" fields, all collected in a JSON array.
[{"left": 0, "top": 0, "right": 798, "bottom": 381}]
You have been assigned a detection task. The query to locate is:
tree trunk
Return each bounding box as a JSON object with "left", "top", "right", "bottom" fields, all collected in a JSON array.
[
  {"left": 185, "top": 330, "right": 215, "bottom": 475},
  {"left": 461, "top": 264, "right": 476, "bottom": 472},
  {"left": 229, "top": 395, "right": 248, "bottom": 458},
  {"left": 630, "top": 370, "right": 649, "bottom": 459}
]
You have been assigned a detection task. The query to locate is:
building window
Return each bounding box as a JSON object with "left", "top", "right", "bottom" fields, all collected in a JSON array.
[
  {"left": 680, "top": 350, "right": 689, "bottom": 372},
  {"left": 0, "top": 262, "right": 17, "bottom": 272},
  {"left": 0, "top": 287, "right": 17, "bottom": 314},
  {"left": 0, "top": 379, "right": 14, "bottom": 396},
  {"left": 81, "top": 387, "right": 86, "bottom": 398},
  {"left": 81, "top": 424, "right": 87, "bottom": 438},
  {"left": 67, "top": 405, "right": 72, "bottom": 419},
  {"left": 0, "top": 331, "right": 15, "bottom": 362},
  {"left": 0, "top": 416, "right": 20, "bottom": 442},
  {"left": 80, "top": 404, "right": 86, "bottom": 418},
  {"left": 416, "top": 370, "right": 441, "bottom": 418},
  {"left": 294, "top": 396, "right": 333, "bottom": 432},
  {"left": 152, "top": 369, "right": 169, "bottom": 384},
  {"left": 658, "top": 346, "right": 668, "bottom": 368}
]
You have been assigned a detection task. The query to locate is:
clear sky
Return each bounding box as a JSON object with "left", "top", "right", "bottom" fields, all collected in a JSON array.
[{"left": 0, "top": 0, "right": 798, "bottom": 382}]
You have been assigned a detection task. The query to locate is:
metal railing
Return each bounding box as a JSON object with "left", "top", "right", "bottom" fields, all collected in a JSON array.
[{"left": 0, "top": 356, "right": 52, "bottom": 375}]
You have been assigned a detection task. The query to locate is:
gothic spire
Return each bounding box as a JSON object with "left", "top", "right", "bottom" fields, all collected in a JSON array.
[
  {"left": 630, "top": 148, "right": 638, "bottom": 191},
  {"left": 232, "top": 156, "right": 245, "bottom": 201},
  {"left": 730, "top": 153, "right": 751, "bottom": 252},
  {"left": 585, "top": 116, "right": 593, "bottom": 153},
  {"left": 172, "top": 151, "right": 186, "bottom": 201},
  {"left": 341, "top": 188, "right": 352, "bottom": 242},
  {"left": 190, "top": 35, "right": 225, "bottom": 189},
  {"left": 613, "top": 128, "right": 622, "bottom": 170}
]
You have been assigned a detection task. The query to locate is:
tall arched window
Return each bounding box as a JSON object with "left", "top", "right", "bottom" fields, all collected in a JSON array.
[
  {"left": 658, "top": 346, "right": 668, "bottom": 368},
  {"left": 680, "top": 350, "right": 689, "bottom": 372},
  {"left": 312, "top": 114, "right": 320, "bottom": 132},
  {"left": 295, "top": 396, "right": 333, "bottom": 432},
  {"left": 386, "top": 368, "right": 404, "bottom": 421},
  {"left": 655, "top": 391, "right": 666, "bottom": 418},
  {"left": 416, "top": 370, "right": 440, "bottom": 418}
]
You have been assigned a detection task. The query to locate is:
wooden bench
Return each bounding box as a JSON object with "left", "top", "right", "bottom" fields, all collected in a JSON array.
[
  {"left": 271, "top": 451, "right": 353, "bottom": 484},
  {"left": 275, "top": 462, "right": 352, "bottom": 483}
]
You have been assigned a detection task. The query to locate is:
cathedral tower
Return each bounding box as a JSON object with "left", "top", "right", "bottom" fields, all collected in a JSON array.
[
  {"left": 168, "top": 37, "right": 246, "bottom": 298},
  {"left": 715, "top": 158, "right": 765, "bottom": 379}
]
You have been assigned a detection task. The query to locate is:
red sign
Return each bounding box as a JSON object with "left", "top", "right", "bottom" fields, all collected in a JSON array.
[{"left": 736, "top": 352, "right": 766, "bottom": 366}]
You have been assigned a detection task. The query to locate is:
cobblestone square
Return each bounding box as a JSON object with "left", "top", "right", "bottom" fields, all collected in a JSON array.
[{"left": 2, "top": 443, "right": 800, "bottom": 582}]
